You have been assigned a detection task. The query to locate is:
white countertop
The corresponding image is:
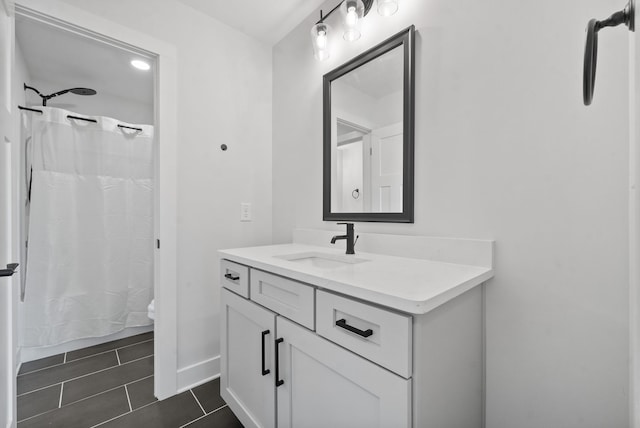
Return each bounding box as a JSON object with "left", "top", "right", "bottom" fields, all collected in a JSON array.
[{"left": 219, "top": 243, "right": 494, "bottom": 314}]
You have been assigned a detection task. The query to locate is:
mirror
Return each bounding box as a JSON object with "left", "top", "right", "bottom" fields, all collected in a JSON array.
[{"left": 323, "top": 26, "right": 415, "bottom": 223}]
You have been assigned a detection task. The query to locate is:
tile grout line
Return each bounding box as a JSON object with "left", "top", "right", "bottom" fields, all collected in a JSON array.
[
  {"left": 17, "top": 381, "right": 63, "bottom": 397},
  {"left": 124, "top": 384, "right": 133, "bottom": 412},
  {"left": 207, "top": 404, "right": 229, "bottom": 415},
  {"left": 58, "top": 382, "right": 64, "bottom": 408},
  {"left": 17, "top": 338, "right": 154, "bottom": 377},
  {"left": 190, "top": 389, "right": 207, "bottom": 416},
  {"left": 178, "top": 404, "right": 229, "bottom": 428},
  {"left": 17, "top": 353, "right": 154, "bottom": 397},
  {"left": 21, "top": 373, "right": 156, "bottom": 425},
  {"left": 89, "top": 394, "right": 163, "bottom": 428},
  {"left": 19, "top": 373, "right": 156, "bottom": 424},
  {"left": 115, "top": 349, "right": 121, "bottom": 365},
  {"left": 87, "top": 409, "right": 132, "bottom": 428}
]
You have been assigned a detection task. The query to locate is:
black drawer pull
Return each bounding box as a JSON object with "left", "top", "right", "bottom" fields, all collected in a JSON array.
[
  {"left": 261, "top": 330, "right": 270, "bottom": 376},
  {"left": 336, "top": 319, "right": 373, "bottom": 338},
  {"left": 224, "top": 273, "right": 240, "bottom": 281},
  {"left": 0, "top": 263, "right": 19, "bottom": 278},
  {"left": 275, "top": 338, "right": 284, "bottom": 387}
]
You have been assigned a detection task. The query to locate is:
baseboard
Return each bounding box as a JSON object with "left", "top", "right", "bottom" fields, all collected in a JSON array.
[
  {"left": 16, "top": 346, "right": 22, "bottom": 373},
  {"left": 177, "top": 355, "right": 220, "bottom": 393},
  {"left": 20, "top": 325, "right": 154, "bottom": 363}
]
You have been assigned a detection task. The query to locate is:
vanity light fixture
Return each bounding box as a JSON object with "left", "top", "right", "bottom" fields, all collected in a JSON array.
[
  {"left": 311, "top": 0, "right": 399, "bottom": 60},
  {"left": 311, "top": 22, "right": 331, "bottom": 60},
  {"left": 341, "top": 0, "right": 364, "bottom": 41}
]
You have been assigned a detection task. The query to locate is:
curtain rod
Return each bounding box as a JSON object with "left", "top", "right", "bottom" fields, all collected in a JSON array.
[
  {"left": 18, "top": 105, "right": 42, "bottom": 114},
  {"left": 118, "top": 124, "right": 143, "bottom": 132},
  {"left": 18, "top": 105, "right": 144, "bottom": 132},
  {"left": 67, "top": 114, "right": 97, "bottom": 123}
]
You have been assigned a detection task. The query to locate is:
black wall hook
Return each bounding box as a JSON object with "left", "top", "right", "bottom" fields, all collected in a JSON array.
[{"left": 583, "top": 0, "right": 635, "bottom": 106}]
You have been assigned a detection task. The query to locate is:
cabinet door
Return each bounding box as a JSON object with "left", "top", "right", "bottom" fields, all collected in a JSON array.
[
  {"left": 276, "top": 317, "right": 411, "bottom": 428},
  {"left": 221, "top": 289, "right": 276, "bottom": 428}
]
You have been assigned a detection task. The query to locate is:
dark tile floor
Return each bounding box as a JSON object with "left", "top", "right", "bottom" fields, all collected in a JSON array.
[{"left": 16, "top": 332, "right": 243, "bottom": 428}]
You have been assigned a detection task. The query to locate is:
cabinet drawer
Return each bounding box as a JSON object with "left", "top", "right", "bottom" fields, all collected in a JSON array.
[
  {"left": 316, "top": 290, "right": 412, "bottom": 378},
  {"left": 220, "top": 259, "right": 250, "bottom": 298},
  {"left": 250, "top": 270, "right": 314, "bottom": 330}
]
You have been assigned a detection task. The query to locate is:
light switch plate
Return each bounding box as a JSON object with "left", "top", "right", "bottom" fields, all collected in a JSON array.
[{"left": 240, "top": 203, "right": 252, "bottom": 222}]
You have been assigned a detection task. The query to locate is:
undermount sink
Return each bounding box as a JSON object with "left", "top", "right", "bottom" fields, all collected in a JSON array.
[{"left": 275, "top": 251, "right": 369, "bottom": 269}]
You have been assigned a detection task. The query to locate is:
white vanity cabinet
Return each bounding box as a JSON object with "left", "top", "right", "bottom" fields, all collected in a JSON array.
[
  {"left": 220, "top": 250, "right": 486, "bottom": 428},
  {"left": 220, "top": 285, "right": 410, "bottom": 428},
  {"left": 276, "top": 316, "right": 411, "bottom": 428},
  {"left": 221, "top": 289, "right": 276, "bottom": 428}
]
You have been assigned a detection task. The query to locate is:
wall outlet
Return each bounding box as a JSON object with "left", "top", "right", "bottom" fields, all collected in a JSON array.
[{"left": 240, "top": 203, "right": 252, "bottom": 222}]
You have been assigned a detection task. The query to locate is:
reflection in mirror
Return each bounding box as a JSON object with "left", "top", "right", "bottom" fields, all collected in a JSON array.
[
  {"left": 324, "top": 26, "right": 414, "bottom": 223},
  {"left": 331, "top": 45, "right": 403, "bottom": 213}
]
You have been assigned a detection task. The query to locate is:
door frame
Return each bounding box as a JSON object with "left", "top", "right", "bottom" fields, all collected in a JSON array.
[
  {"left": 2, "top": 0, "right": 17, "bottom": 425},
  {"left": 14, "top": 0, "right": 178, "bottom": 400},
  {"left": 632, "top": 10, "right": 640, "bottom": 426}
]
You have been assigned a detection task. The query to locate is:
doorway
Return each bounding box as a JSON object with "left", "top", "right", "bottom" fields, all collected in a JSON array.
[
  {"left": 16, "top": 10, "right": 155, "bottom": 364},
  {"left": 11, "top": 0, "right": 178, "bottom": 407}
]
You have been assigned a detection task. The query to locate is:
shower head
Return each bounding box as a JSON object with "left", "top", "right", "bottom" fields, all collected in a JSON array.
[
  {"left": 24, "top": 84, "right": 97, "bottom": 106},
  {"left": 67, "top": 88, "right": 97, "bottom": 96}
]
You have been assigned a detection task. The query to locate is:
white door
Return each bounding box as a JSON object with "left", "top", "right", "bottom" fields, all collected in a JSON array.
[
  {"left": 220, "top": 289, "right": 276, "bottom": 428},
  {"left": 0, "top": 0, "right": 16, "bottom": 426},
  {"left": 276, "top": 316, "right": 411, "bottom": 428},
  {"left": 370, "top": 123, "right": 403, "bottom": 212}
]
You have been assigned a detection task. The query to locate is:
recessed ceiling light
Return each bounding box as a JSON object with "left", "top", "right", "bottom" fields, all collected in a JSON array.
[{"left": 131, "top": 59, "right": 151, "bottom": 71}]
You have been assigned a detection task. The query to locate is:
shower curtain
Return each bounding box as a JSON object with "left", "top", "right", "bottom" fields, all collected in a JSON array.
[{"left": 21, "top": 107, "right": 154, "bottom": 347}]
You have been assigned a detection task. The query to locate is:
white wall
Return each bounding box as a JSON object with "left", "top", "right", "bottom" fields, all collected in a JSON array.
[
  {"left": 53, "top": 0, "right": 273, "bottom": 381},
  {"left": 273, "top": 1, "right": 629, "bottom": 427},
  {"left": 333, "top": 80, "right": 401, "bottom": 130}
]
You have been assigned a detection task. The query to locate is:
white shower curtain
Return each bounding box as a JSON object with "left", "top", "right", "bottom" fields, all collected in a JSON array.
[{"left": 21, "top": 107, "right": 154, "bottom": 347}]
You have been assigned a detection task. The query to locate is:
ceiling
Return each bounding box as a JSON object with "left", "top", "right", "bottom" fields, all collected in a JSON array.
[
  {"left": 176, "top": 0, "right": 327, "bottom": 45},
  {"left": 14, "top": 1, "right": 326, "bottom": 114},
  {"left": 339, "top": 44, "right": 403, "bottom": 99},
  {"left": 15, "top": 15, "right": 154, "bottom": 110}
]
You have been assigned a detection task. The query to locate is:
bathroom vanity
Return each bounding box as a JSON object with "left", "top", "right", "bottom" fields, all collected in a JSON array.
[{"left": 219, "top": 230, "right": 494, "bottom": 428}]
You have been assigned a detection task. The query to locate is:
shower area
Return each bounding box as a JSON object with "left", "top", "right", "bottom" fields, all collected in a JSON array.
[{"left": 15, "top": 12, "right": 156, "bottom": 362}]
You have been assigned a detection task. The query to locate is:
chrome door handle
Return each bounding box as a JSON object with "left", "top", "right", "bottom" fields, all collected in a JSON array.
[{"left": 0, "top": 263, "right": 18, "bottom": 277}]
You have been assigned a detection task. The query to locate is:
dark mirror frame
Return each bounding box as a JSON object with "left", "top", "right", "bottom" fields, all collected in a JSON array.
[{"left": 323, "top": 25, "right": 415, "bottom": 223}]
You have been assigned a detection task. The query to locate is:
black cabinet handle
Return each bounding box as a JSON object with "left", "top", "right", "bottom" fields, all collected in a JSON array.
[
  {"left": 224, "top": 273, "right": 240, "bottom": 281},
  {"left": 335, "top": 318, "right": 373, "bottom": 338},
  {"left": 0, "top": 263, "right": 18, "bottom": 278},
  {"left": 275, "top": 338, "right": 284, "bottom": 387},
  {"left": 261, "top": 330, "right": 271, "bottom": 376}
]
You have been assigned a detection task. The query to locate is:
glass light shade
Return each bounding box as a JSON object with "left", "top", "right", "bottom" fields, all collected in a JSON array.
[
  {"left": 341, "top": 0, "right": 364, "bottom": 42},
  {"left": 311, "top": 23, "right": 331, "bottom": 61},
  {"left": 377, "top": 0, "right": 399, "bottom": 16}
]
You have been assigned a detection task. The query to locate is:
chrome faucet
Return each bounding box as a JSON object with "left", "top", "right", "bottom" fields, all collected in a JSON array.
[{"left": 331, "top": 222, "right": 357, "bottom": 255}]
